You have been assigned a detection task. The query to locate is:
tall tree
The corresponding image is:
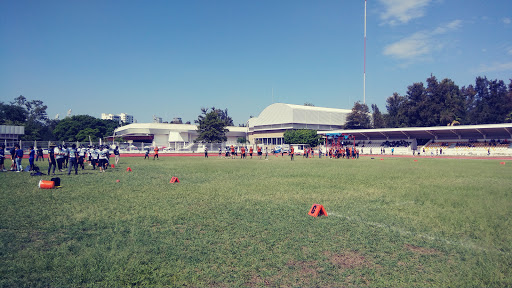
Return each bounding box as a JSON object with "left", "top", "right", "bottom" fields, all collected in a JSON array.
[
  {"left": 11, "top": 95, "right": 48, "bottom": 124},
  {"left": 405, "top": 82, "right": 426, "bottom": 127},
  {"left": 345, "top": 101, "right": 371, "bottom": 129},
  {"left": 466, "top": 77, "right": 512, "bottom": 124},
  {"left": 437, "top": 78, "right": 465, "bottom": 126},
  {"left": 371, "top": 104, "right": 385, "bottom": 128},
  {"left": 195, "top": 108, "right": 228, "bottom": 143},
  {"left": 385, "top": 93, "right": 407, "bottom": 128}
]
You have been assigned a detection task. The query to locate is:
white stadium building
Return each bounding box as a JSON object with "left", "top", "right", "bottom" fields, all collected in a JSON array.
[{"left": 113, "top": 103, "right": 352, "bottom": 150}]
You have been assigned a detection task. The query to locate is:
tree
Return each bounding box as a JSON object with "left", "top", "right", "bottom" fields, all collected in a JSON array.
[
  {"left": 214, "top": 107, "right": 234, "bottom": 126},
  {"left": 0, "top": 102, "right": 27, "bottom": 125},
  {"left": 283, "top": 129, "right": 322, "bottom": 147},
  {"left": 385, "top": 93, "right": 407, "bottom": 127},
  {"left": 371, "top": 104, "right": 385, "bottom": 128},
  {"left": 11, "top": 95, "right": 48, "bottom": 124},
  {"left": 194, "top": 108, "right": 228, "bottom": 143},
  {"left": 53, "top": 115, "right": 120, "bottom": 142},
  {"left": 345, "top": 101, "right": 371, "bottom": 129},
  {"left": 237, "top": 137, "right": 247, "bottom": 144},
  {"left": 304, "top": 102, "right": 315, "bottom": 106},
  {"left": 466, "top": 77, "right": 512, "bottom": 124}
]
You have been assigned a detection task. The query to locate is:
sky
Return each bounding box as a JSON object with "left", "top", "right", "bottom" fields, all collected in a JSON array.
[{"left": 1, "top": 0, "right": 511, "bottom": 125}]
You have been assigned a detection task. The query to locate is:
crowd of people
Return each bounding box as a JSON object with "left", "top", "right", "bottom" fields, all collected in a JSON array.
[
  {"left": 0, "top": 143, "right": 120, "bottom": 175},
  {"left": 328, "top": 146, "right": 360, "bottom": 159}
]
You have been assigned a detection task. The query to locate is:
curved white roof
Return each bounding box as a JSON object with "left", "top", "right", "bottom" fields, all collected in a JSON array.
[{"left": 249, "top": 103, "right": 351, "bottom": 127}]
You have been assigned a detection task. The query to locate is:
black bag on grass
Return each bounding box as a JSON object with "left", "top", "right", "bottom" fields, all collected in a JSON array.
[{"left": 51, "top": 177, "right": 61, "bottom": 186}]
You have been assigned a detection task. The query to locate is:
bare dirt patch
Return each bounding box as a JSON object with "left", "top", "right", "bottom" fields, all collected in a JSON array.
[{"left": 324, "top": 250, "right": 370, "bottom": 269}]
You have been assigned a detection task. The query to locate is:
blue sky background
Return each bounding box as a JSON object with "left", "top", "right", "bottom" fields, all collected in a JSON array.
[{"left": 1, "top": 0, "right": 511, "bottom": 125}]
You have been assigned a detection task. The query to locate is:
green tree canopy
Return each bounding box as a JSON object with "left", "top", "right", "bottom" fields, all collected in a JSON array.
[
  {"left": 345, "top": 101, "right": 371, "bottom": 129},
  {"left": 283, "top": 129, "right": 322, "bottom": 147},
  {"left": 194, "top": 108, "right": 229, "bottom": 143},
  {"left": 371, "top": 104, "right": 385, "bottom": 128},
  {"left": 53, "top": 115, "right": 120, "bottom": 142}
]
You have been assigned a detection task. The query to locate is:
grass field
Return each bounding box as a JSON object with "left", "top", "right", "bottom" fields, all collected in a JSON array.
[{"left": 1, "top": 155, "right": 511, "bottom": 287}]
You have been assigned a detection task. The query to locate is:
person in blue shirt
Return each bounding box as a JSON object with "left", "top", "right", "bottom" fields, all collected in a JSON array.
[
  {"left": 28, "top": 146, "right": 35, "bottom": 171},
  {"left": 15, "top": 145, "right": 24, "bottom": 172},
  {"left": 67, "top": 144, "right": 78, "bottom": 175}
]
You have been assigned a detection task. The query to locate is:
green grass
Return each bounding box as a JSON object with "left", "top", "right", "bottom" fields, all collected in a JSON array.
[{"left": 1, "top": 155, "right": 511, "bottom": 287}]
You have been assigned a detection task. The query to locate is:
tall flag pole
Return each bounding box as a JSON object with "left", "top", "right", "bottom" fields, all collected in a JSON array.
[{"left": 364, "top": 0, "right": 367, "bottom": 104}]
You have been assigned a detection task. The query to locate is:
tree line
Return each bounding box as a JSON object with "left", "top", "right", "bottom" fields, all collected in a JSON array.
[
  {"left": 346, "top": 75, "right": 512, "bottom": 129},
  {"left": 0, "top": 95, "right": 120, "bottom": 142},
  {"left": 3, "top": 75, "right": 511, "bottom": 144}
]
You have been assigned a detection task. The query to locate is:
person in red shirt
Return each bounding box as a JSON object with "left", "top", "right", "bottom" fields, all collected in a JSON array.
[
  {"left": 241, "top": 146, "right": 246, "bottom": 159},
  {"left": 290, "top": 146, "right": 295, "bottom": 161},
  {"left": 230, "top": 145, "right": 235, "bottom": 159},
  {"left": 257, "top": 146, "right": 262, "bottom": 159},
  {"left": 249, "top": 146, "right": 253, "bottom": 159}
]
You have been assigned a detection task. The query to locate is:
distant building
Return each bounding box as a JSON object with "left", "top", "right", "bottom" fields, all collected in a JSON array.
[
  {"left": 101, "top": 113, "right": 134, "bottom": 124},
  {"left": 171, "top": 117, "right": 183, "bottom": 124},
  {"left": 153, "top": 115, "right": 163, "bottom": 123},
  {"left": 248, "top": 103, "right": 351, "bottom": 145},
  {"left": 0, "top": 125, "right": 24, "bottom": 147},
  {"left": 119, "top": 113, "right": 134, "bottom": 124},
  {"left": 101, "top": 113, "right": 121, "bottom": 123}
]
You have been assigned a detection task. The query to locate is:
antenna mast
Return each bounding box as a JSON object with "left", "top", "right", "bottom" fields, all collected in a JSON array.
[{"left": 364, "top": 0, "right": 367, "bottom": 104}]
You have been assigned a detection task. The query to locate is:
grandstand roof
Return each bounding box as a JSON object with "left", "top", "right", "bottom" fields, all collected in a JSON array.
[
  {"left": 248, "top": 103, "right": 351, "bottom": 127},
  {"left": 318, "top": 123, "right": 512, "bottom": 140}
]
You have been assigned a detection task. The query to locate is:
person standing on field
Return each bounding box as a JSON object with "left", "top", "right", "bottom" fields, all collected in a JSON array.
[
  {"left": 249, "top": 146, "right": 253, "bottom": 159},
  {"left": 78, "top": 145, "right": 86, "bottom": 170},
  {"left": 28, "top": 146, "right": 35, "bottom": 171},
  {"left": 47, "top": 143, "right": 56, "bottom": 175},
  {"left": 36, "top": 147, "right": 43, "bottom": 161},
  {"left": 290, "top": 146, "right": 295, "bottom": 161},
  {"left": 114, "top": 145, "right": 120, "bottom": 165},
  {"left": 204, "top": 146, "right": 208, "bottom": 158},
  {"left": 154, "top": 146, "right": 159, "bottom": 160},
  {"left": 15, "top": 144, "right": 24, "bottom": 172},
  {"left": 67, "top": 144, "right": 78, "bottom": 175},
  {"left": 9, "top": 146, "right": 16, "bottom": 171},
  {"left": 0, "top": 144, "right": 6, "bottom": 172}
]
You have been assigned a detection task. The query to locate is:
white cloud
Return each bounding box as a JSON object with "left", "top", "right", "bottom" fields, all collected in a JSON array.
[
  {"left": 379, "top": 0, "right": 432, "bottom": 25},
  {"left": 508, "top": 47, "right": 512, "bottom": 55},
  {"left": 383, "top": 20, "right": 462, "bottom": 61},
  {"left": 432, "top": 20, "right": 462, "bottom": 35},
  {"left": 383, "top": 32, "right": 431, "bottom": 59},
  {"left": 478, "top": 62, "right": 512, "bottom": 73},
  {"left": 503, "top": 18, "right": 511, "bottom": 24}
]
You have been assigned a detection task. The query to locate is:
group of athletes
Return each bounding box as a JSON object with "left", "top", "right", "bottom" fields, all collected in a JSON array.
[
  {"left": 328, "top": 146, "right": 360, "bottom": 159},
  {"left": 0, "top": 143, "right": 121, "bottom": 176},
  {"left": 206, "top": 145, "right": 360, "bottom": 160}
]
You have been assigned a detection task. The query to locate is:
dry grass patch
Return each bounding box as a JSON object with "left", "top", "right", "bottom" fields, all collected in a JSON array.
[
  {"left": 324, "top": 250, "right": 372, "bottom": 269},
  {"left": 404, "top": 243, "right": 442, "bottom": 255}
]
